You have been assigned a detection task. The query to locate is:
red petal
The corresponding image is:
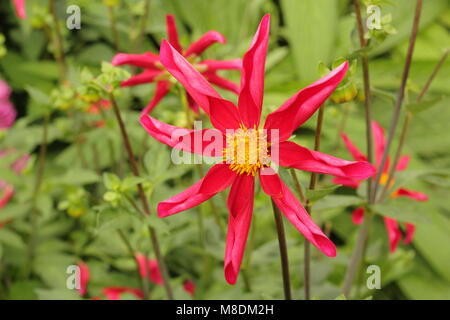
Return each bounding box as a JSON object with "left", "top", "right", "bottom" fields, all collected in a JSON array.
[
  {"left": 183, "top": 280, "right": 196, "bottom": 296},
  {"left": 371, "top": 121, "right": 386, "bottom": 168},
  {"left": 384, "top": 217, "right": 402, "bottom": 253},
  {"left": 140, "top": 114, "right": 225, "bottom": 157},
  {"left": 158, "top": 164, "right": 236, "bottom": 217},
  {"left": 340, "top": 133, "right": 367, "bottom": 162},
  {"left": 332, "top": 176, "right": 360, "bottom": 189},
  {"left": 166, "top": 14, "right": 183, "bottom": 53},
  {"left": 263, "top": 174, "right": 336, "bottom": 257},
  {"left": 208, "top": 96, "right": 241, "bottom": 132},
  {"left": 264, "top": 62, "right": 348, "bottom": 141},
  {"left": 102, "top": 287, "right": 144, "bottom": 300},
  {"left": 140, "top": 81, "right": 170, "bottom": 115},
  {"left": 200, "top": 59, "right": 242, "bottom": 72},
  {"left": 77, "top": 262, "right": 90, "bottom": 296},
  {"left": 395, "top": 188, "right": 428, "bottom": 202},
  {"left": 238, "top": 14, "right": 270, "bottom": 128},
  {"left": 184, "top": 31, "right": 226, "bottom": 58},
  {"left": 0, "top": 182, "right": 14, "bottom": 209},
  {"left": 224, "top": 174, "right": 254, "bottom": 285},
  {"left": 276, "top": 141, "right": 376, "bottom": 179},
  {"left": 112, "top": 52, "right": 160, "bottom": 69},
  {"left": 148, "top": 259, "right": 163, "bottom": 285},
  {"left": 135, "top": 253, "right": 148, "bottom": 278},
  {"left": 120, "top": 69, "right": 163, "bottom": 87},
  {"left": 259, "top": 168, "right": 283, "bottom": 198},
  {"left": 352, "top": 207, "right": 365, "bottom": 225},
  {"left": 395, "top": 155, "right": 410, "bottom": 171},
  {"left": 203, "top": 72, "right": 240, "bottom": 95},
  {"left": 403, "top": 223, "right": 415, "bottom": 245},
  {"left": 160, "top": 40, "right": 222, "bottom": 114},
  {"left": 13, "top": 0, "right": 26, "bottom": 20}
]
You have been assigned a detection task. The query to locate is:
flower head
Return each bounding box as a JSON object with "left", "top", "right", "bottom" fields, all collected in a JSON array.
[
  {"left": 12, "top": 0, "right": 26, "bottom": 20},
  {"left": 141, "top": 15, "right": 375, "bottom": 284},
  {"left": 112, "top": 14, "right": 242, "bottom": 115},
  {"left": 333, "top": 121, "right": 428, "bottom": 252},
  {"left": 0, "top": 80, "right": 16, "bottom": 130}
]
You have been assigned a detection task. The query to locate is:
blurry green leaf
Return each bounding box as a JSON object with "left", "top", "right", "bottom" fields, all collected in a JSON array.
[
  {"left": 145, "top": 216, "right": 170, "bottom": 235},
  {"left": 103, "top": 172, "right": 121, "bottom": 190},
  {"left": 405, "top": 97, "right": 443, "bottom": 114},
  {"left": 313, "top": 195, "right": 364, "bottom": 211},
  {"left": 306, "top": 185, "right": 340, "bottom": 202},
  {"left": 59, "top": 169, "right": 99, "bottom": 185},
  {"left": 372, "top": 197, "right": 429, "bottom": 223},
  {"left": 0, "top": 229, "right": 25, "bottom": 249}
]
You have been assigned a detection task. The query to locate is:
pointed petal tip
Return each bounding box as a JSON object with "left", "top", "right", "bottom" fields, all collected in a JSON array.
[{"left": 224, "top": 263, "right": 238, "bottom": 285}]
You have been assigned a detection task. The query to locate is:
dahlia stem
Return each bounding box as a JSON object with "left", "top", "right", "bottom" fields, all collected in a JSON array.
[
  {"left": 131, "top": 0, "right": 151, "bottom": 53},
  {"left": 289, "top": 169, "right": 306, "bottom": 205},
  {"left": 107, "top": 5, "right": 120, "bottom": 51},
  {"left": 371, "top": 0, "right": 423, "bottom": 202},
  {"left": 334, "top": 102, "right": 351, "bottom": 150},
  {"left": 271, "top": 199, "right": 292, "bottom": 300},
  {"left": 109, "top": 92, "right": 174, "bottom": 300},
  {"left": 26, "top": 114, "right": 49, "bottom": 278},
  {"left": 48, "top": 0, "right": 66, "bottom": 82},
  {"left": 117, "top": 229, "right": 150, "bottom": 299},
  {"left": 378, "top": 48, "right": 449, "bottom": 202},
  {"left": 354, "top": 0, "right": 375, "bottom": 198},
  {"left": 303, "top": 104, "right": 325, "bottom": 300}
]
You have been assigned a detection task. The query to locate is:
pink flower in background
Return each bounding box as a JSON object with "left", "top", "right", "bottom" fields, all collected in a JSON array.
[
  {"left": 12, "top": 0, "right": 26, "bottom": 20},
  {"left": 112, "top": 14, "right": 242, "bottom": 115},
  {"left": 102, "top": 287, "right": 144, "bottom": 300},
  {"left": 87, "top": 99, "right": 111, "bottom": 115},
  {"left": 0, "top": 80, "right": 17, "bottom": 130},
  {"left": 141, "top": 15, "right": 375, "bottom": 284},
  {"left": 135, "top": 253, "right": 195, "bottom": 296},
  {"left": 333, "top": 121, "right": 428, "bottom": 252},
  {"left": 0, "top": 181, "right": 14, "bottom": 209}
]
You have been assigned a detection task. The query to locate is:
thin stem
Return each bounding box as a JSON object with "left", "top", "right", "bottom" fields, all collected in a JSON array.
[
  {"left": 108, "top": 5, "right": 120, "bottom": 51},
  {"left": 342, "top": 210, "right": 373, "bottom": 298},
  {"left": 334, "top": 102, "right": 351, "bottom": 150},
  {"left": 109, "top": 92, "right": 174, "bottom": 300},
  {"left": 49, "top": 0, "right": 66, "bottom": 82},
  {"left": 131, "top": 0, "right": 151, "bottom": 52},
  {"left": 354, "top": 0, "right": 375, "bottom": 199},
  {"left": 271, "top": 199, "right": 292, "bottom": 300},
  {"left": 303, "top": 104, "right": 325, "bottom": 300},
  {"left": 289, "top": 168, "right": 306, "bottom": 204},
  {"left": 26, "top": 114, "right": 49, "bottom": 277},
  {"left": 371, "top": 0, "right": 423, "bottom": 202},
  {"left": 378, "top": 48, "right": 449, "bottom": 202},
  {"left": 117, "top": 229, "right": 150, "bottom": 299}
]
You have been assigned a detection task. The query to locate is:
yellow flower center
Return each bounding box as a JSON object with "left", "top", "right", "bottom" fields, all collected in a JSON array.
[{"left": 223, "top": 126, "right": 271, "bottom": 176}]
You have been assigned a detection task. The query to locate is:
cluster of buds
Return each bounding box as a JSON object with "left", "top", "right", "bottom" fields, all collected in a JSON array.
[
  {"left": 58, "top": 187, "right": 89, "bottom": 217},
  {"left": 319, "top": 59, "right": 358, "bottom": 104}
]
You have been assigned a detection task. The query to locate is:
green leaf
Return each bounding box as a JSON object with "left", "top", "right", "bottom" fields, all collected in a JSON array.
[
  {"left": 0, "top": 203, "right": 31, "bottom": 221},
  {"left": 0, "top": 229, "right": 26, "bottom": 249},
  {"left": 58, "top": 169, "right": 99, "bottom": 186},
  {"left": 405, "top": 97, "right": 443, "bottom": 114},
  {"left": 313, "top": 195, "right": 364, "bottom": 211},
  {"left": 103, "top": 172, "right": 121, "bottom": 190},
  {"left": 145, "top": 216, "right": 170, "bottom": 235},
  {"left": 372, "top": 197, "right": 430, "bottom": 223},
  {"left": 306, "top": 185, "right": 340, "bottom": 202}
]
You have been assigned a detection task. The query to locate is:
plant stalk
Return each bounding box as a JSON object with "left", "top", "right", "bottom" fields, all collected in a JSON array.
[
  {"left": 109, "top": 92, "right": 174, "bottom": 300},
  {"left": 271, "top": 199, "right": 292, "bottom": 300},
  {"left": 49, "top": 0, "right": 66, "bottom": 82}
]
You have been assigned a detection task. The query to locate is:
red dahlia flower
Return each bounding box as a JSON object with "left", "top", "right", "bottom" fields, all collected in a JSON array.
[
  {"left": 140, "top": 15, "right": 375, "bottom": 284},
  {"left": 333, "top": 121, "right": 428, "bottom": 252},
  {"left": 0, "top": 80, "right": 17, "bottom": 130},
  {"left": 12, "top": 0, "right": 26, "bottom": 20},
  {"left": 112, "top": 14, "right": 242, "bottom": 115}
]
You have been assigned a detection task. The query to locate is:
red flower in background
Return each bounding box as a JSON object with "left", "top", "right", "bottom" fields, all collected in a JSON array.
[
  {"left": 87, "top": 99, "right": 111, "bottom": 115},
  {"left": 12, "top": 0, "right": 26, "bottom": 20},
  {"left": 102, "top": 287, "right": 144, "bottom": 300},
  {"left": 135, "top": 253, "right": 195, "bottom": 296},
  {"left": 140, "top": 15, "right": 375, "bottom": 284},
  {"left": 77, "top": 262, "right": 90, "bottom": 296},
  {"left": 333, "top": 121, "right": 428, "bottom": 252},
  {"left": 112, "top": 14, "right": 242, "bottom": 115}
]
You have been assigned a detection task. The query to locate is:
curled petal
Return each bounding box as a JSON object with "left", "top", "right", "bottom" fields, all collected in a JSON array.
[
  {"left": 276, "top": 141, "right": 376, "bottom": 180},
  {"left": 203, "top": 72, "right": 240, "bottom": 95},
  {"left": 395, "top": 155, "right": 410, "bottom": 171},
  {"left": 140, "top": 114, "right": 225, "bottom": 157},
  {"left": 264, "top": 61, "right": 348, "bottom": 141},
  {"left": 200, "top": 59, "right": 242, "bottom": 72},
  {"left": 352, "top": 207, "right": 365, "bottom": 225},
  {"left": 158, "top": 164, "right": 236, "bottom": 217},
  {"left": 160, "top": 40, "right": 222, "bottom": 114},
  {"left": 384, "top": 217, "right": 402, "bottom": 253},
  {"left": 394, "top": 188, "right": 428, "bottom": 202},
  {"left": 112, "top": 52, "right": 160, "bottom": 69},
  {"left": 238, "top": 14, "right": 270, "bottom": 128},
  {"left": 166, "top": 14, "right": 183, "bottom": 53},
  {"left": 225, "top": 174, "right": 254, "bottom": 285},
  {"left": 120, "top": 69, "right": 163, "bottom": 87},
  {"left": 141, "top": 81, "right": 170, "bottom": 115},
  {"left": 184, "top": 31, "right": 226, "bottom": 58},
  {"left": 340, "top": 133, "right": 367, "bottom": 162},
  {"left": 403, "top": 223, "right": 415, "bottom": 245},
  {"left": 262, "top": 173, "right": 336, "bottom": 257},
  {"left": 332, "top": 177, "right": 360, "bottom": 189}
]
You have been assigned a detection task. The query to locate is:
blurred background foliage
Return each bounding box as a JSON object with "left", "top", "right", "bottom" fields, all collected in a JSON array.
[{"left": 0, "top": 0, "right": 449, "bottom": 300}]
